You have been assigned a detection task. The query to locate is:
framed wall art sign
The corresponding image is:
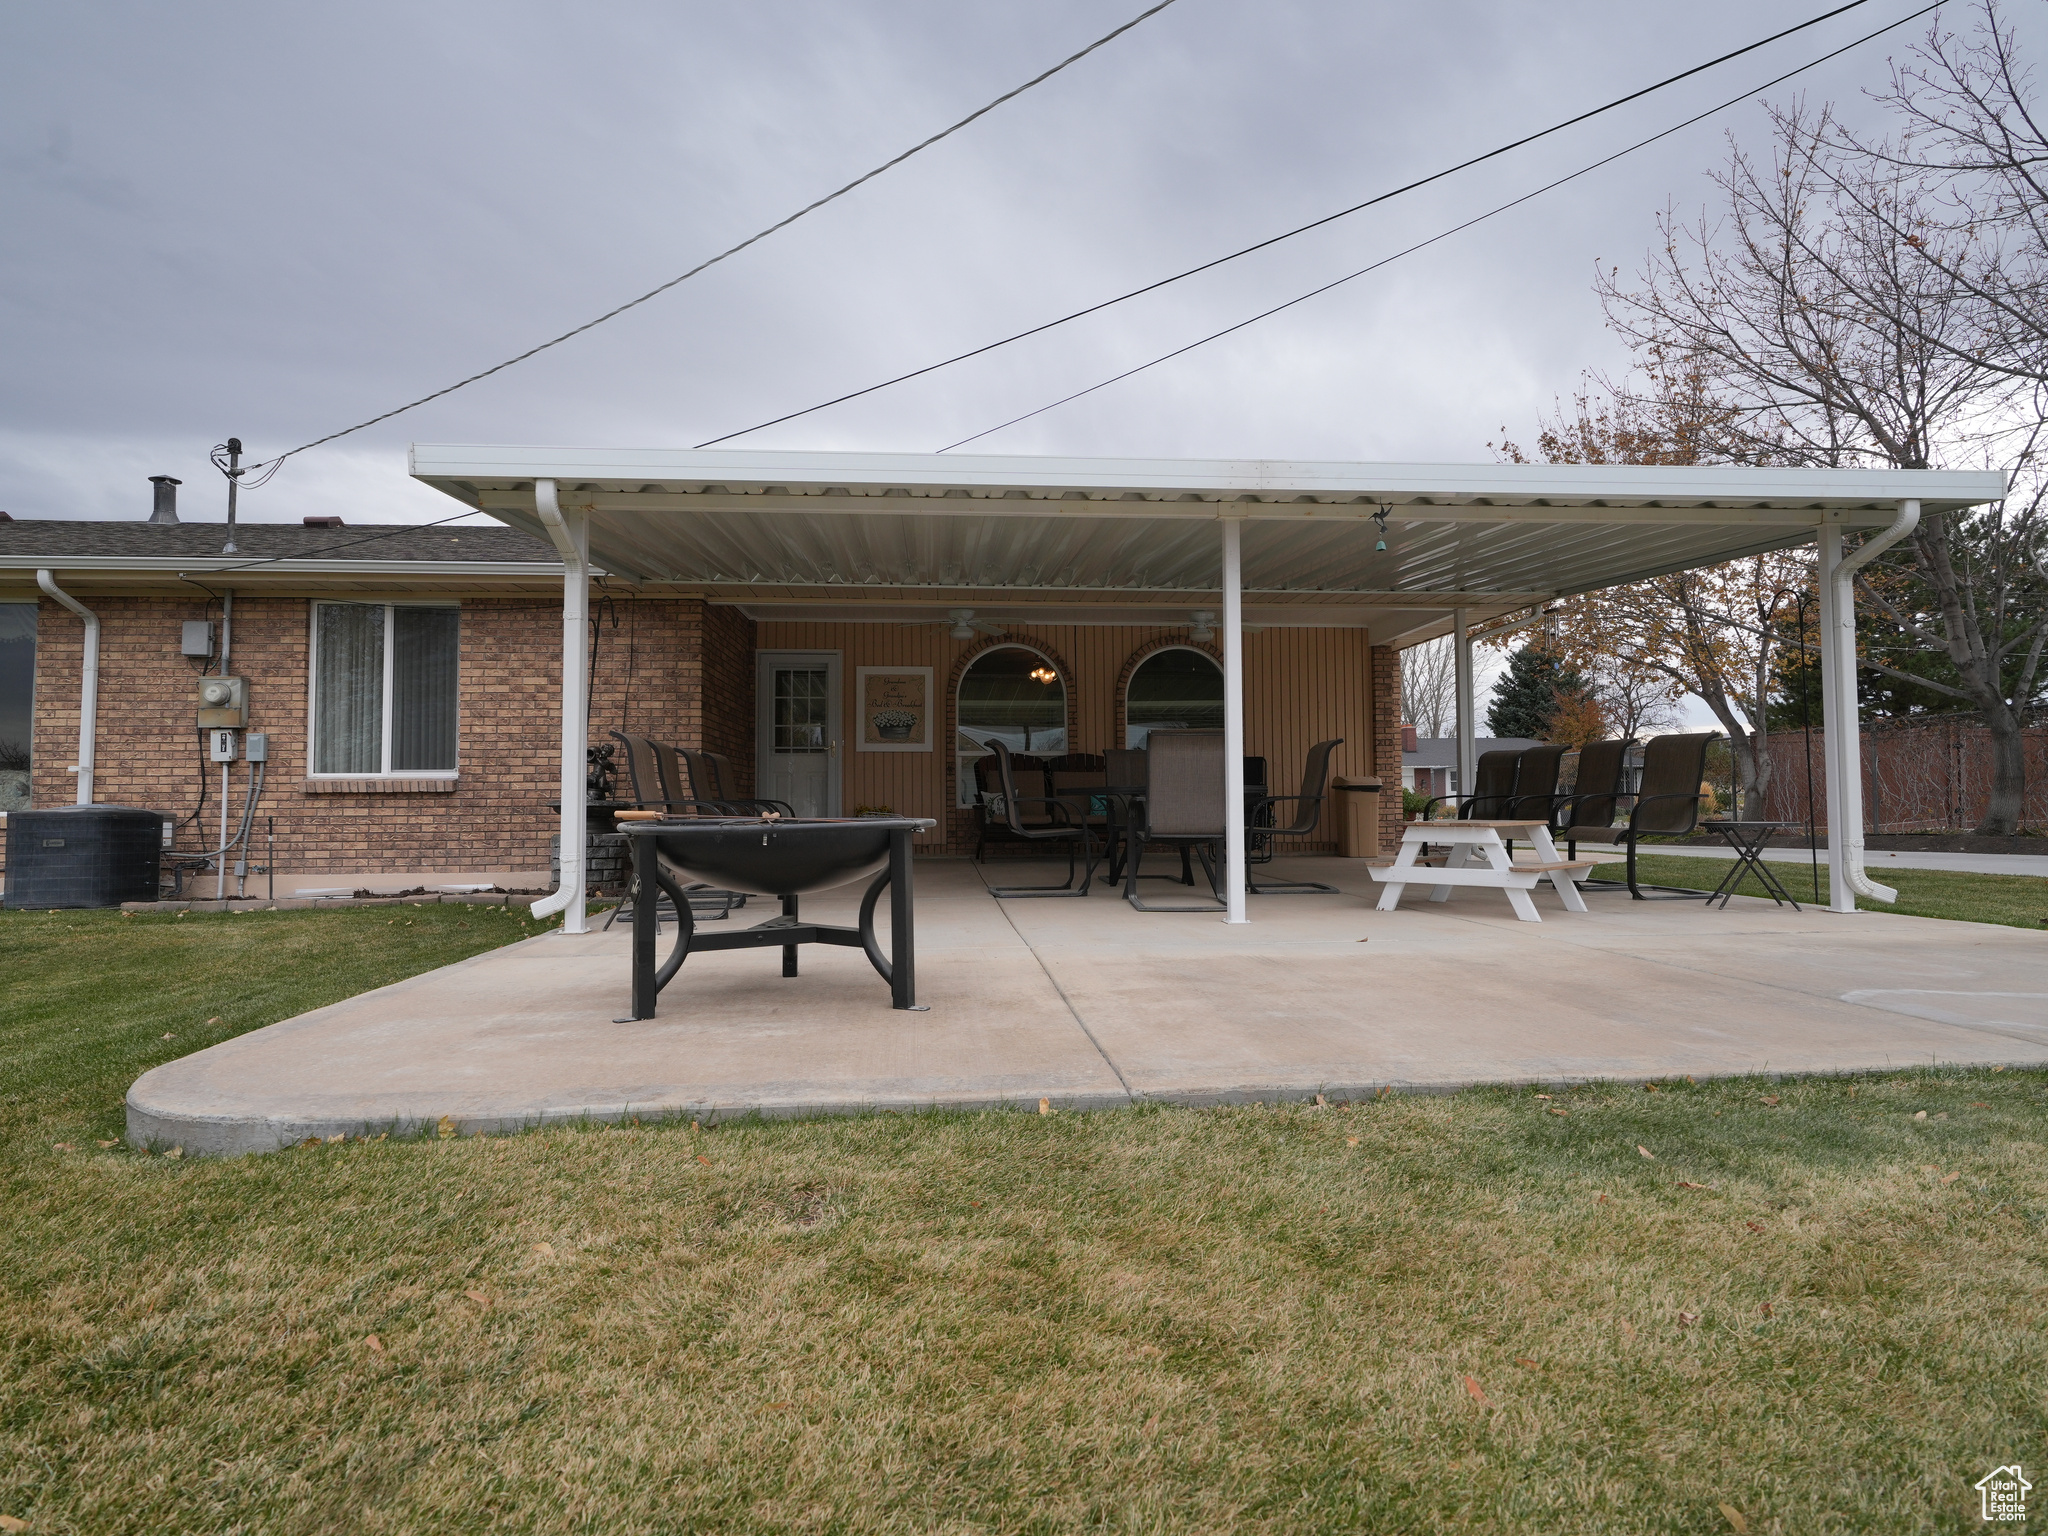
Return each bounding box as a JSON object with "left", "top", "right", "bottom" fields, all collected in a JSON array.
[{"left": 855, "top": 666, "right": 933, "bottom": 752}]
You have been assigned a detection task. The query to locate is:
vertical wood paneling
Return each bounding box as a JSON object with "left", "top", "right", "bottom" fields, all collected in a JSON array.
[{"left": 755, "top": 618, "right": 1380, "bottom": 854}]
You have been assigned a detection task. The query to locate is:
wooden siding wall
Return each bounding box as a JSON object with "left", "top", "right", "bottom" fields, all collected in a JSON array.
[{"left": 754, "top": 619, "right": 1384, "bottom": 856}]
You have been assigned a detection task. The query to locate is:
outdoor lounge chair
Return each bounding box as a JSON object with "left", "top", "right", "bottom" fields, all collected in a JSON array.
[
  {"left": 1565, "top": 730, "right": 1722, "bottom": 899},
  {"left": 679, "top": 747, "right": 792, "bottom": 817},
  {"left": 971, "top": 749, "right": 1054, "bottom": 860},
  {"left": 606, "top": 731, "right": 743, "bottom": 922},
  {"left": 1497, "top": 741, "right": 1574, "bottom": 856},
  {"left": 1246, "top": 738, "right": 1344, "bottom": 893},
  {"left": 1122, "top": 729, "right": 1226, "bottom": 911},
  {"left": 980, "top": 738, "right": 1098, "bottom": 897}
]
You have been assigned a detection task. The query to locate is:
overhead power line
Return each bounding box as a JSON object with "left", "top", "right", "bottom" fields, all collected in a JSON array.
[
  {"left": 693, "top": 0, "right": 1884, "bottom": 448},
  {"left": 938, "top": 0, "right": 1948, "bottom": 452},
  {"left": 241, "top": 0, "right": 1184, "bottom": 476}
]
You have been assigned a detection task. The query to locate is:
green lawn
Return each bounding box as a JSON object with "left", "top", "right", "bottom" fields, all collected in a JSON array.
[
  {"left": 1592, "top": 851, "right": 2048, "bottom": 929},
  {"left": 4, "top": 906, "right": 2047, "bottom": 1533}
]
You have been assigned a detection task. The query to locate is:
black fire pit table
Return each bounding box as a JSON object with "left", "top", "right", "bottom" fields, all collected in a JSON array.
[{"left": 617, "top": 815, "right": 936, "bottom": 1018}]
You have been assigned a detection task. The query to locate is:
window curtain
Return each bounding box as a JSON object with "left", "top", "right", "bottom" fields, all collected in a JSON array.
[
  {"left": 392, "top": 607, "right": 459, "bottom": 771},
  {"left": 314, "top": 603, "right": 384, "bottom": 773}
]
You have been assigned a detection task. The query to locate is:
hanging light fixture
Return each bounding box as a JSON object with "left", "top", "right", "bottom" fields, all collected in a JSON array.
[{"left": 1029, "top": 665, "right": 1058, "bottom": 685}]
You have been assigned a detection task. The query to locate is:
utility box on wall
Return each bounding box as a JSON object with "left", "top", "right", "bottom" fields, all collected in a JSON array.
[{"left": 195, "top": 675, "right": 248, "bottom": 729}]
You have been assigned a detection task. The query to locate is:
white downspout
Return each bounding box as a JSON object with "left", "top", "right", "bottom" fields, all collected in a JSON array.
[
  {"left": 1818, "top": 499, "right": 1920, "bottom": 910},
  {"left": 36, "top": 570, "right": 98, "bottom": 805},
  {"left": 1452, "top": 609, "right": 1475, "bottom": 800},
  {"left": 1221, "top": 517, "right": 1248, "bottom": 924},
  {"left": 529, "top": 479, "right": 592, "bottom": 931}
]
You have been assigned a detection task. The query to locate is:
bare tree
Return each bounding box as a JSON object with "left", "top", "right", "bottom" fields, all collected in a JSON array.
[
  {"left": 1597, "top": 70, "right": 2048, "bottom": 833},
  {"left": 1594, "top": 662, "right": 1682, "bottom": 745},
  {"left": 1401, "top": 637, "right": 1457, "bottom": 738}
]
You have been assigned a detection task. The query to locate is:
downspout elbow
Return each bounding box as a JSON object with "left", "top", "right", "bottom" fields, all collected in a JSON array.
[
  {"left": 36, "top": 569, "right": 98, "bottom": 805},
  {"left": 1832, "top": 500, "right": 1920, "bottom": 904}
]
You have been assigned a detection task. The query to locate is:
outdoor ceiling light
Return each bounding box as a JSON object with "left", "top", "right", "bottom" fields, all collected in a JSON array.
[
  {"left": 1029, "top": 666, "right": 1058, "bottom": 685},
  {"left": 1189, "top": 610, "right": 1216, "bottom": 642}
]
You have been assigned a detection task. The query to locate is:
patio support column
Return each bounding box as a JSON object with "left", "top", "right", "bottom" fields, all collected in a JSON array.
[
  {"left": 1221, "top": 516, "right": 1248, "bottom": 924},
  {"left": 530, "top": 479, "right": 592, "bottom": 933},
  {"left": 1453, "top": 609, "right": 1475, "bottom": 798},
  {"left": 1817, "top": 501, "right": 1917, "bottom": 912}
]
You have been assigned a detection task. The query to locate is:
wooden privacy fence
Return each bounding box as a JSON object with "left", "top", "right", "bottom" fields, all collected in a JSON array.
[{"left": 1757, "top": 712, "right": 2048, "bottom": 832}]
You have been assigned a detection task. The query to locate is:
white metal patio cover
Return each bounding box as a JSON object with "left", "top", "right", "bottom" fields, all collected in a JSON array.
[{"left": 410, "top": 446, "right": 2005, "bottom": 930}]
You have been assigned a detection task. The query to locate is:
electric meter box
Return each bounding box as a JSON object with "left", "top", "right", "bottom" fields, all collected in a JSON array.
[{"left": 195, "top": 675, "right": 248, "bottom": 729}]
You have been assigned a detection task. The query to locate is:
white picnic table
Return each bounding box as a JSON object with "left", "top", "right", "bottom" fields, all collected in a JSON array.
[{"left": 1367, "top": 819, "right": 1594, "bottom": 923}]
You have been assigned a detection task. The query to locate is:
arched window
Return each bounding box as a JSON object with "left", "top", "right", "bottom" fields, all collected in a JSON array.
[
  {"left": 956, "top": 645, "right": 1066, "bottom": 805},
  {"left": 1125, "top": 646, "right": 1223, "bottom": 748}
]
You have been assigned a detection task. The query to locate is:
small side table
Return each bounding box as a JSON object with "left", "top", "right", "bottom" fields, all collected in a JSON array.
[{"left": 1700, "top": 821, "right": 1800, "bottom": 910}]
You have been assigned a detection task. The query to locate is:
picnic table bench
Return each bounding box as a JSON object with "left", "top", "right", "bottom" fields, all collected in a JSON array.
[{"left": 1367, "top": 819, "right": 1596, "bottom": 923}]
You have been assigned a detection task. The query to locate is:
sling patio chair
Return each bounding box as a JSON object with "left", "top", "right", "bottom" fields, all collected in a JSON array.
[
  {"left": 606, "top": 731, "right": 743, "bottom": 924},
  {"left": 971, "top": 748, "right": 1054, "bottom": 860},
  {"left": 680, "top": 747, "right": 793, "bottom": 817},
  {"left": 1122, "top": 729, "right": 1227, "bottom": 912},
  {"left": 1246, "top": 737, "right": 1345, "bottom": 893},
  {"left": 980, "top": 738, "right": 1100, "bottom": 898},
  {"left": 1420, "top": 747, "right": 1524, "bottom": 823},
  {"left": 1564, "top": 730, "right": 1722, "bottom": 899},
  {"left": 1498, "top": 741, "right": 1574, "bottom": 857}
]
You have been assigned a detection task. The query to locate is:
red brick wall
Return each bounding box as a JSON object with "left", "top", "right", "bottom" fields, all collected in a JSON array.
[
  {"left": 1371, "top": 644, "right": 1403, "bottom": 857},
  {"left": 24, "top": 592, "right": 756, "bottom": 878}
]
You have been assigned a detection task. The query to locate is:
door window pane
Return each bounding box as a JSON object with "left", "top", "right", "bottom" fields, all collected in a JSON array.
[
  {"left": 773, "top": 668, "right": 829, "bottom": 752},
  {"left": 314, "top": 603, "right": 384, "bottom": 774}
]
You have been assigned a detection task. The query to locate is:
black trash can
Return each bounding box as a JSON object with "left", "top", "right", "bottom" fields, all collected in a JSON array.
[{"left": 4, "top": 805, "right": 163, "bottom": 909}]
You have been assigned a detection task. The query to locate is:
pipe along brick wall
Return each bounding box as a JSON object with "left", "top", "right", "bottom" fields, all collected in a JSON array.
[{"left": 24, "top": 594, "right": 757, "bottom": 879}]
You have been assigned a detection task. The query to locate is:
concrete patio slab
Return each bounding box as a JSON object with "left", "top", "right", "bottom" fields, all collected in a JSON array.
[{"left": 128, "top": 855, "right": 2048, "bottom": 1154}]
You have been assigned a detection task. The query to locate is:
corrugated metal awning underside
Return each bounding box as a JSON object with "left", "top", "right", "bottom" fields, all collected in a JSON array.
[{"left": 411, "top": 447, "right": 2006, "bottom": 622}]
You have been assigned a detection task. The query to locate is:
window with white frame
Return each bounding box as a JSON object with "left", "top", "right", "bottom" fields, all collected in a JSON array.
[{"left": 311, "top": 602, "right": 459, "bottom": 775}]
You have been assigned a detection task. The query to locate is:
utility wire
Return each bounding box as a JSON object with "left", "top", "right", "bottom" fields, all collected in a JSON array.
[
  {"left": 175, "top": 509, "right": 504, "bottom": 580},
  {"left": 939, "top": 0, "right": 1948, "bottom": 452},
  {"left": 240, "top": 0, "right": 1183, "bottom": 476},
  {"left": 694, "top": 0, "right": 1883, "bottom": 448}
]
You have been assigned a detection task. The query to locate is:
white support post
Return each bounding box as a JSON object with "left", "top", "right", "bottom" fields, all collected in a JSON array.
[
  {"left": 1453, "top": 609, "right": 1475, "bottom": 801},
  {"left": 529, "top": 480, "right": 592, "bottom": 932},
  {"left": 1221, "top": 518, "right": 1248, "bottom": 924},
  {"left": 1817, "top": 502, "right": 1917, "bottom": 911}
]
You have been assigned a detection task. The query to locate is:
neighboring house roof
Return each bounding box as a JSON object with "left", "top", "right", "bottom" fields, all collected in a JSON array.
[
  {"left": 1403, "top": 736, "right": 1539, "bottom": 769},
  {"left": 0, "top": 519, "right": 563, "bottom": 597}
]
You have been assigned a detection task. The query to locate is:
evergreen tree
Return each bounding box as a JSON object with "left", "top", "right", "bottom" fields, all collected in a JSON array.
[{"left": 1486, "top": 644, "right": 1589, "bottom": 739}]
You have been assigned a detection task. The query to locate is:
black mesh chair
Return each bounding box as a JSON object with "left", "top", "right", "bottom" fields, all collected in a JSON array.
[
  {"left": 680, "top": 746, "right": 792, "bottom": 817},
  {"left": 1421, "top": 748, "right": 1524, "bottom": 822},
  {"left": 981, "top": 738, "right": 1098, "bottom": 898},
  {"left": 1556, "top": 737, "right": 1636, "bottom": 855},
  {"left": 606, "top": 732, "right": 740, "bottom": 923},
  {"left": 1246, "top": 738, "right": 1344, "bottom": 894},
  {"left": 1497, "top": 741, "right": 1573, "bottom": 857},
  {"left": 1123, "top": 730, "right": 1227, "bottom": 911},
  {"left": 1566, "top": 731, "right": 1722, "bottom": 899}
]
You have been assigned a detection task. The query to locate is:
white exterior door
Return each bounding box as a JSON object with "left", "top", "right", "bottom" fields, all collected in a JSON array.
[{"left": 756, "top": 651, "right": 841, "bottom": 817}]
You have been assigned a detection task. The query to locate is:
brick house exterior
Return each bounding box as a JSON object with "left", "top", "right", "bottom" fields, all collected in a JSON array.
[{"left": 3, "top": 516, "right": 1399, "bottom": 886}]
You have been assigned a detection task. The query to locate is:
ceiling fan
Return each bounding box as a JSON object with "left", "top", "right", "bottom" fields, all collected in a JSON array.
[{"left": 898, "top": 608, "right": 1011, "bottom": 640}]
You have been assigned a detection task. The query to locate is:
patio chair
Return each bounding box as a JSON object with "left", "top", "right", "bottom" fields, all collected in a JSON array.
[
  {"left": 980, "top": 739, "right": 1098, "bottom": 898},
  {"left": 1566, "top": 731, "right": 1722, "bottom": 899},
  {"left": 1123, "top": 729, "right": 1226, "bottom": 912},
  {"left": 1556, "top": 737, "right": 1636, "bottom": 856},
  {"left": 1497, "top": 741, "right": 1573, "bottom": 856},
  {"left": 1246, "top": 738, "right": 1344, "bottom": 894},
  {"left": 680, "top": 746, "right": 792, "bottom": 817},
  {"left": 971, "top": 749, "right": 1054, "bottom": 860},
  {"left": 606, "top": 731, "right": 742, "bottom": 923},
  {"left": 1101, "top": 747, "right": 1164, "bottom": 885},
  {"left": 1420, "top": 747, "right": 1523, "bottom": 822}
]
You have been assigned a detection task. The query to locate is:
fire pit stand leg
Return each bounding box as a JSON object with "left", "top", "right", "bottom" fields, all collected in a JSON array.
[
  {"left": 630, "top": 833, "right": 657, "bottom": 1020},
  {"left": 781, "top": 894, "right": 800, "bottom": 976},
  {"left": 889, "top": 826, "right": 918, "bottom": 1010}
]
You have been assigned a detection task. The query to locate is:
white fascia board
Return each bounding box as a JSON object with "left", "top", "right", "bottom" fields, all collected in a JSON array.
[
  {"left": 0, "top": 556, "right": 573, "bottom": 579},
  {"left": 412, "top": 444, "right": 2007, "bottom": 514}
]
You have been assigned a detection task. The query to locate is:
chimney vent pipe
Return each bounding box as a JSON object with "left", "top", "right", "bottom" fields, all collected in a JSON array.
[{"left": 148, "top": 475, "right": 182, "bottom": 524}]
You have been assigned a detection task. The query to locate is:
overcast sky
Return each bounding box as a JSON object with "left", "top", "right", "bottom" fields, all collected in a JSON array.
[{"left": 6, "top": 0, "right": 2019, "bottom": 534}]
